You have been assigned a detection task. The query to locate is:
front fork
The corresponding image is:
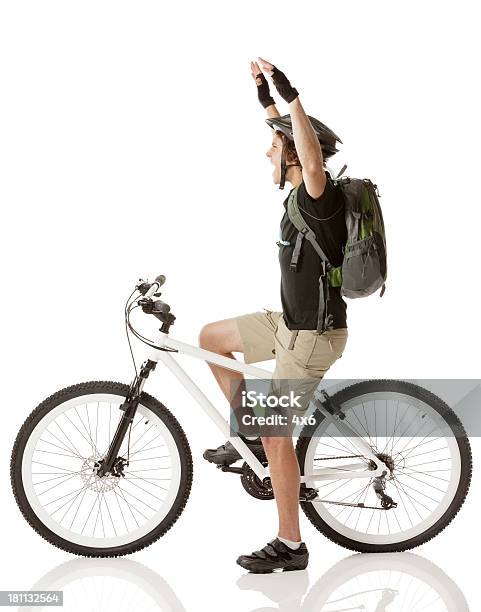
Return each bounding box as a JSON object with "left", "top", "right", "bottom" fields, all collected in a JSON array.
[{"left": 97, "top": 359, "right": 157, "bottom": 477}]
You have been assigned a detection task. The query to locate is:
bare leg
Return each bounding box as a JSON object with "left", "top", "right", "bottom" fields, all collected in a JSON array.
[
  {"left": 262, "top": 436, "right": 301, "bottom": 542},
  {"left": 200, "top": 319, "right": 302, "bottom": 543},
  {"left": 199, "top": 318, "right": 245, "bottom": 404}
]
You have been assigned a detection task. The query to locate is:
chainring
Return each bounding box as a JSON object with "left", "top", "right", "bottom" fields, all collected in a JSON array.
[{"left": 240, "top": 462, "right": 274, "bottom": 500}]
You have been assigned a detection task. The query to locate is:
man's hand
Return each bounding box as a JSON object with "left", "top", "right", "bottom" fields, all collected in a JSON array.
[
  {"left": 251, "top": 60, "right": 276, "bottom": 109},
  {"left": 258, "top": 58, "right": 299, "bottom": 104}
]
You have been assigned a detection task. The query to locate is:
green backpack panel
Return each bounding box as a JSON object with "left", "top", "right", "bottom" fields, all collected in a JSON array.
[{"left": 329, "top": 175, "right": 387, "bottom": 298}]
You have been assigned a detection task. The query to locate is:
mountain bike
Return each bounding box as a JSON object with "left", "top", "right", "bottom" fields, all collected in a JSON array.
[{"left": 11, "top": 275, "right": 472, "bottom": 557}]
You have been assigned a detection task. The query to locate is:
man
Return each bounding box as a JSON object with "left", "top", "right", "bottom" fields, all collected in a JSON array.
[{"left": 199, "top": 58, "right": 348, "bottom": 572}]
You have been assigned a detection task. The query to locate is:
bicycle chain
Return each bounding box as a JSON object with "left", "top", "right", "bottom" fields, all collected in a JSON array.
[
  {"left": 313, "top": 454, "right": 365, "bottom": 461},
  {"left": 311, "top": 454, "right": 394, "bottom": 510}
]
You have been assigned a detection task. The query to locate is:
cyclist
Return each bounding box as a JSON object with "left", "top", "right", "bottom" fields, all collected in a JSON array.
[{"left": 199, "top": 57, "right": 348, "bottom": 573}]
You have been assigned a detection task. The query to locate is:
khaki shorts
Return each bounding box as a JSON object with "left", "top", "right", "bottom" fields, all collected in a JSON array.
[{"left": 235, "top": 309, "right": 348, "bottom": 381}]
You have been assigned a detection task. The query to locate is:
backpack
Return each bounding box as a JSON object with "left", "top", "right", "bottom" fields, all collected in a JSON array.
[{"left": 286, "top": 167, "right": 387, "bottom": 333}]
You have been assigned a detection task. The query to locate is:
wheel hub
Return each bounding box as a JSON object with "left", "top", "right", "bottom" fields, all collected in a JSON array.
[
  {"left": 80, "top": 455, "right": 120, "bottom": 493},
  {"left": 369, "top": 452, "right": 395, "bottom": 475}
]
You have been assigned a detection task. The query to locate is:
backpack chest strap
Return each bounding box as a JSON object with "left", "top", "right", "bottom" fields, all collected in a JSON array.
[{"left": 290, "top": 232, "right": 304, "bottom": 272}]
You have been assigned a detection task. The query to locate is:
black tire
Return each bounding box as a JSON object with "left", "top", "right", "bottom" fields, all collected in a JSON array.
[
  {"left": 11, "top": 381, "right": 193, "bottom": 557},
  {"left": 296, "top": 379, "right": 472, "bottom": 553}
]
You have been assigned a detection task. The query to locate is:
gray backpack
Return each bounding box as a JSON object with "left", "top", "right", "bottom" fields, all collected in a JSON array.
[{"left": 287, "top": 168, "right": 387, "bottom": 333}]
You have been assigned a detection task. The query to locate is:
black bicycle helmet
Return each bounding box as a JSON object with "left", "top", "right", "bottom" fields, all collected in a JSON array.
[{"left": 266, "top": 114, "right": 342, "bottom": 189}]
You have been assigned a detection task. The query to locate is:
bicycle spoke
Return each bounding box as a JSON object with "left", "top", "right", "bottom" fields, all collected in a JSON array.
[
  {"left": 127, "top": 424, "right": 155, "bottom": 454},
  {"left": 52, "top": 421, "right": 84, "bottom": 458},
  {"left": 102, "top": 491, "right": 118, "bottom": 537},
  {"left": 395, "top": 423, "right": 443, "bottom": 458},
  {"left": 395, "top": 471, "right": 448, "bottom": 495},
  {"left": 74, "top": 405, "right": 98, "bottom": 457},
  {"left": 341, "top": 481, "right": 372, "bottom": 523},
  {"left": 122, "top": 476, "right": 167, "bottom": 500},
  {"left": 64, "top": 412, "right": 100, "bottom": 457},
  {"left": 395, "top": 436, "right": 445, "bottom": 458},
  {"left": 394, "top": 476, "right": 442, "bottom": 504},
  {"left": 397, "top": 466, "right": 449, "bottom": 483},
  {"left": 390, "top": 478, "right": 415, "bottom": 528},
  {"left": 115, "top": 488, "right": 148, "bottom": 522},
  {"left": 39, "top": 437, "right": 84, "bottom": 459},
  {"left": 354, "top": 485, "right": 371, "bottom": 531},
  {"left": 392, "top": 477, "right": 430, "bottom": 517},
  {"left": 65, "top": 476, "right": 94, "bottom": 528},
  {"left": 124, "top": 473, "right": 171, "bottom": 490},
  {"left": 32, "top": 460, "right": 80, "bottom": 473},
  {"left": 127, "top": 434, "right": 164, "bottom": 459},
  {"left": 81, "top": 489, "right": 102, "bottom": 535},
  {"left": 401, "top": 447, "right": 450, "bottom": 462},
  {"left": 37, "top": 472, "right": 85, "bottom": 496},
  {"left": 33, "top": 470, "right": 85, "bottom": 485}
]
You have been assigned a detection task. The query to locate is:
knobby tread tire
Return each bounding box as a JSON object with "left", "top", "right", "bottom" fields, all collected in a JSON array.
[
  {"left": 296, "top": 379, "right": 472, "bottom": 553},
  {"left": 10, "top": 381, "right": 193, "bottom": 557}
]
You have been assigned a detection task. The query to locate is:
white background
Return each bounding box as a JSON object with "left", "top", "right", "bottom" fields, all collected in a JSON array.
[{"left": 1, "top": 1, "right": 480, "bottom": 610}]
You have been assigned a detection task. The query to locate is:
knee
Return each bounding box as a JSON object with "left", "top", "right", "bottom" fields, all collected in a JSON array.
[
  {"left": 199, "top": 322, "right": 219, "bottom": 352},
  {"left": 261, "top": 436, "right": 293, "bottom": 455}
]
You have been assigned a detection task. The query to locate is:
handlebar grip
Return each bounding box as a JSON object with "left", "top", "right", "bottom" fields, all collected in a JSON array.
[{"left": 154, "top": 275, "right": 166, "bottom": 287}]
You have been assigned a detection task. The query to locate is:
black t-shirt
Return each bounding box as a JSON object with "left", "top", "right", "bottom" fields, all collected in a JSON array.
[{"left": 278, "top": 176, "right": 348, "bottom": 330}]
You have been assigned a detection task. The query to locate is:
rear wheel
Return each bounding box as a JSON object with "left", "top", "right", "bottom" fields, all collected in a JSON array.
[
  {"left": 11, "top": 381, "right": 193, "bottom": 557},
  {"left": 296, "top": 380, "right": 472, "bottom": 552}
]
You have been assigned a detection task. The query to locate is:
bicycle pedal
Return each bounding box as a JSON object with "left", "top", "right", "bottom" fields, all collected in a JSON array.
[
  {"left": 218, "top": 464, "right": 243, "bottom": 475},
  {"left": 299, "top": 486, "right": 318, "bottom": 502}
]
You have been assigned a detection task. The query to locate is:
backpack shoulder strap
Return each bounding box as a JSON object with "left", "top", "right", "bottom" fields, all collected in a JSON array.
[
  {"left": 287, "top": 186, "right": 333, "bottom": 270},
  {"left": 286, "top": 186, "right": 334, "bottom": 334}
]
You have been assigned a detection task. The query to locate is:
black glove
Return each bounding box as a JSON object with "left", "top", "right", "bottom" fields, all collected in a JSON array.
[
  {"left": 255, "top": 72, "right": 275, "bottom": 108},
  {"left": 271, "top": 66, "right": 299, "bottom": 103}
]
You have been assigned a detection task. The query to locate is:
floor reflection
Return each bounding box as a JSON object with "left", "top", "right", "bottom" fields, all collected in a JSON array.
[
  {"left": 20, "top": 551, "right": 469, "bottom": 612},
  {"left": 21, "top": 557, "right": 186, "bottom": 612},
  {"left": 237, "top": 552, "right": 470, "bottom": 612}
]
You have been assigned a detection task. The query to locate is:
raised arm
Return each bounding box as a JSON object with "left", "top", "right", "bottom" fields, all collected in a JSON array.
[
  {"left": 288, "top": 97, "right": 326, "bottom": 198},
  {"left": 250, "top": 60, "right": 281, "bottom": 119},
  {"left": 258, "top": 58, "right": 326, "bottom": 199}
]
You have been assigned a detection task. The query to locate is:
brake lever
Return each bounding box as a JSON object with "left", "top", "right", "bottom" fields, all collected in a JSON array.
[
  {"left": 136, "top": 280, "right": 151, "bottom": 296},
  {"left": 138, "top": 297, "right": 154, "bottom": 313}
]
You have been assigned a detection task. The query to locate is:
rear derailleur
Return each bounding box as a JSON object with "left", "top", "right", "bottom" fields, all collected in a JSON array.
[{"left": 372, "top": 475, "right": 397, "bottom": 510}]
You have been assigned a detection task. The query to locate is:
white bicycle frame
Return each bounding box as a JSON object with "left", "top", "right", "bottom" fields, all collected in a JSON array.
[{"left": 145, "top": 329, "right": 388, "bottom": 484}]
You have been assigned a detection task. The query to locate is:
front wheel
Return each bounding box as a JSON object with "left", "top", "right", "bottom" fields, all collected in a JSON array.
[
  {"left": 11, "top": 381, "right": 193, "bottom": 557},
  {"left": 296, "top": 380, "right": 472, "bottom": 552}
]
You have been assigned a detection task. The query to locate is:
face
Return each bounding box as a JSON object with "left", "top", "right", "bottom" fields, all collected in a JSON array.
[{"left": 266, "top": 132, "right": 283, "bottom": 185}]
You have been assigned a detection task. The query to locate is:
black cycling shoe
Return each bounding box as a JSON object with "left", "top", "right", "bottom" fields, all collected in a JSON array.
[
  {"left": 203, "top": 438, "right": 266, "bottom": 466},
  {"left": 237, "top": 538, "right": 309, "bottom": 574}
]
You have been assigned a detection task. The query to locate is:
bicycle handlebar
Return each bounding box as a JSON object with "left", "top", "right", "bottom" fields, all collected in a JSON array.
[
  {"left": 132, "top": 274, "right": 176, "bottom": 332},
  {"left": 137, "top": 274, "right": 166, "bottom": 299}
]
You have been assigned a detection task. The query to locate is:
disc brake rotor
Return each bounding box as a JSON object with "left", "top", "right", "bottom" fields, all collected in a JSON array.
[{"left": 80, "top": 455, "right": 120, "bottom": 493}]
